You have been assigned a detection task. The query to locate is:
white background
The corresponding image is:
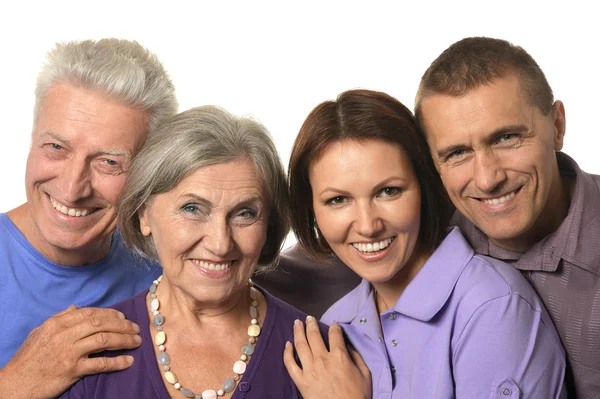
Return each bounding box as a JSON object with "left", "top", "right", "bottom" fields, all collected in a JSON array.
[{"left": 1, "top": 1, "right": 598, "bottom": 247}]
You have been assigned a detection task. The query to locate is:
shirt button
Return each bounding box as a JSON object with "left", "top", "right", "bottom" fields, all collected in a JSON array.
[
  {"left": 359, "top": 318, "right": 367, "bottom": 324},
  {"left": 391, "top": 339, "right": 398, "bottom": 346},
  {"left": 503, "top": 388, "right": 511, "bottom": 396},
  {"left": 391, "top": 366, "right": 396, "bottom": 373},
  {"left": 378, "top": 337, "right": 383, "bottom": 343},
  {"left": 388, "top": 313, "right": 396, "bottom": 320}
]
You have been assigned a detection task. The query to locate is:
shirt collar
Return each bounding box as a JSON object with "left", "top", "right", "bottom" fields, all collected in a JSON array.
[
  {"left": 453, "top": 152, "right": 600, "bottom": 274},
  {"left": 325, "top": 228, "right": 475, "bottom": 324}
]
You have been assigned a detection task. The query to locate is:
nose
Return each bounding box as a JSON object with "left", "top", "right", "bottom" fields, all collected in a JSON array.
[
  {"left": 58, "top": 157, "right": 93, "bottom": 202},
  {"left": 473, "top": 151, "right": 507, "bottom": 193},
  {"left": 353, "top": 201, "right": 384, "bottom": 237},
  {"left": 203, "top": 217, "right": 235, "bottom": 257}
]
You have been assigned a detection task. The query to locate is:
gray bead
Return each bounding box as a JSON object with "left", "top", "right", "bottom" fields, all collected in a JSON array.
[
  {"left": 250, "top": 307, "right": 258, "bottom": 319},
  {"left": 241, "top": 344, "right": 255, "bottom": 355},
  {"left": 181, "top": 388, "right": 195, "bottom": 398},
  {"left": 157, "top": 351, "right": 171, "bottom": 365},
  {"left": 223, "top": 378, "right": 236, "bottom": 393},
  {"left": 195, "top": 395, "right": 202, "bottom": 399},
  {"left": 153, "top": 314, "right": 164, "bottom": 327},
  {"left": 149, "top": 284, "right": 157, "bottom": 293}
]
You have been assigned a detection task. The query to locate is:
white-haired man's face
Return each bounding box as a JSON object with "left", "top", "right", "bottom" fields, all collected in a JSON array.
[{"left": 24, "top": 82, "right": 149, "bottom": 264}]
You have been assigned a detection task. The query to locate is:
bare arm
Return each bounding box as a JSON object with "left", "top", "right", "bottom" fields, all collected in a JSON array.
[{"left": 0, "top": 305, "right": 142, "bottom": 399}]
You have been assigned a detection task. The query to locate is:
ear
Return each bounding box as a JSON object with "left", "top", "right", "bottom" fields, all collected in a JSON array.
[
  {"left": 551, "top": 100, "right": 566, "bottom": 151},
  {"left": 138, "top": 204, "right": 152, "bottom": 237}
]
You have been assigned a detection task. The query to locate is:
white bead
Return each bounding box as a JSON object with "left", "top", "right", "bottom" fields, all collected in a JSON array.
[
  {"left": 251, "top": 319, "right": 257, "bottom": 325},
  {"left": 159, "top": 345, "right": 165, "bottom": 351},
  {"left": 153, "top": 310, "right": 159, "bottom": 316},
  {"left": 174, "top": 383, "right": 181, "bottom": 389},
  {"left": 151, "top": 298, "right": 160, "bottom": 311},
  {"left": 217, "top": 389, "right": 224, "bottom": 396},
  {"left": 233, "top": 360, "right": 247, "bottom": 374}
]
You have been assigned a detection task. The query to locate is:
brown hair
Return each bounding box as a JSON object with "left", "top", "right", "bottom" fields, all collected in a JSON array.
[
  {"left": 289, "top": 89, "right": 453, "bottom": 261},
  {"left": 415, "top": 37, "right": 554, "bottom": 135}
]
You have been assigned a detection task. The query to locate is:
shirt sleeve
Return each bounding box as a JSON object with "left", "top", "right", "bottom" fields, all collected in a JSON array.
[{"left": 452, "top": 294, "right": 567, "bottom": 399}]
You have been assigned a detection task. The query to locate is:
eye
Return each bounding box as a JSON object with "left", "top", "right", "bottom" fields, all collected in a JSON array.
[
  {"left": 236, "top": 208, "right": 258, "bottom": 219},
  {"left": 182, "top": 204, "right": 200, "bottom": 214},
  {"left": 325, "top": 196, "right": 348, "bottom": 206},
  {"left": 497, "top": 133, "right": 517, "bottom": 143},
  {"left": 50, "top": 143, "right": 63, "bottom": 150},
  {"left": 378, "top": 187, "right": 401, "bottom": 197},
  {"left": 447, "top": 149, "right": 465, "bottom": 159},
  {"left": 104, "top": 159, "right": 118, "bottom": 166}
]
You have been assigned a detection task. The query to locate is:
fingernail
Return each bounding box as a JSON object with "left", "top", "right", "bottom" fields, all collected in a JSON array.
[
  {"left": 285, "top": 341, "right": 291, "bottom": 348},
  {"left": 306, "top": 315, "right": 314, "bottom": 323},
  {"left": 134, "top": 335, "right": 142, "bottom": 344},
  {"left": 132, "top": 323, "right": 140, "bottom": 333},
  {"left": 294, "top": 319, "right": 302, "bottom": 328},
  {"left": 126, "top": 355, "right": 134, "bottom": 364},
  {"left": 117, "top": 312, "right": 126, "bottom": 320}
]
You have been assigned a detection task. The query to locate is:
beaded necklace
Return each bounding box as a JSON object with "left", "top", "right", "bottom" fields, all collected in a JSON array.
[{"left": 149, "top": 276, "right": 261, "bottom": 399}]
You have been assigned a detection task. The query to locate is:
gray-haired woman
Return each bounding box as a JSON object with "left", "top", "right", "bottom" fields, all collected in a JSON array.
[{"left": 59, "top": 106, "right": 351, "bottom": 399}]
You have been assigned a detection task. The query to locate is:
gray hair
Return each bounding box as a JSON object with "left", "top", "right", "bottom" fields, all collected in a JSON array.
[
  {"left": 118, "top": 105, "right": 290, "bottom": 269},
  {"left": 34, "top": 38, "right": 178, "bottom": 134}
]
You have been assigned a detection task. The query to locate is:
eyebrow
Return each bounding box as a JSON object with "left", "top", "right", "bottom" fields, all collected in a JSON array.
[
  {"left": 318, "top": 176, "right": 408, "bottom": 196},
  {"left": 41, "top": 131, "right": 131, "bottom": 158},
  {"left": 436, "top": 124, "right": 528, "bottom": 159},
  {"left": 180, "top": 193, "right": 265, "bottom": 207}
]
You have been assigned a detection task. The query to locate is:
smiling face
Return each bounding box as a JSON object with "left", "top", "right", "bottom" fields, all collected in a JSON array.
[
  {"left": 23, "top": 82, "right": 149, "bottom": 265},
  {"left": 138, "top": 158, "right": 269, "bottom": 306},
  {"left": 420, "top": 74, "right": 566, "bottom": 250},
  {"left": 309, "top": 139, "right": 425, "bottom": 289}
]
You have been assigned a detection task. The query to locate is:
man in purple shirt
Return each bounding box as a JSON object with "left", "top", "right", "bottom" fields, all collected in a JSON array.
[{"left": 258, "top": 37, "right": 600, "bottom": 398}]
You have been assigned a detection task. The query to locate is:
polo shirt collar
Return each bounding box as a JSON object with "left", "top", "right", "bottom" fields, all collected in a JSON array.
[{"left": 329, "top": 228, "right": 475, "bottom": 325}]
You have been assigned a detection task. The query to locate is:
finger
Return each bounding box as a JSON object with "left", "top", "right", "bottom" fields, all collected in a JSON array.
[
  {"left": 77, "top": 354, "right": 135, "bottom": 377},
  {"left": 75, "top": 331, "right": 143, "bottom": 356},
  {"left": 283, "top": 341, "right": 303, "bottom": 383},
  {"left": 69, "top": 315, "right": 141, "bottom": 340},
  {"left": 305, "top": 315, "right": 327, "bottom": 356},
  {"left": 327, "top": 322, "right": 348, "bottom": 353},
  {"left": 292, "top": 319, "right": 314, "bottom": 368},
  {"left": 349, "top": 348, "right": 371, "bottom": 377},
  {"left": 72, "top": 307, "right": 127, "bottom": 323},
  {"left": 53, "top": 304, "right": 79, "bottom": 317}
]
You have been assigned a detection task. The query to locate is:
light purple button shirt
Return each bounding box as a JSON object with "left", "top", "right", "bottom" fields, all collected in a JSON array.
[{"left": 322, "top": 228, "right": 567, "bottom": 399}]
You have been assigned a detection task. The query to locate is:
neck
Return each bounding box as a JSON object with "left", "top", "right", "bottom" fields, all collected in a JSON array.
[
  {"left": 490, "top": 171, "right": 574, "bottom": 253},
  {"left": 153, "top": 275, "right": 252, "bottom": 329},
  {"left": 7, "top": 203, "right": 112, "bottom": 266},
  {"left": 373, "top": 248, "right": 432, "bottom": 313}
]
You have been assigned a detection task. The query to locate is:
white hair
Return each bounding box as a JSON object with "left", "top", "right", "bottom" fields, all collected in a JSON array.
[{"left": 34, "top": 38, "right": 178, "bottom": 134}]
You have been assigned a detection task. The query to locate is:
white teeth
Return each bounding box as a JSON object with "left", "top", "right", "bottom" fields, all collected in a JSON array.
[
  {"left": 50, "top": 196, "right": 94, "bottom": 217},
  {"left": 482, "top": 190, "right": 516, "bottom": 205},
  {"left": 192, "top": 259, "right": 232, "bottom": 271},
  {"left": 353, "top": 237, "right": 394, "bottom": 253}
]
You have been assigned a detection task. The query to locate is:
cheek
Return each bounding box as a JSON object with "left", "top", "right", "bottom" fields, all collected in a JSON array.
[
  {"left": 236, "top": 224, "right": 269, "bottom": 258},
  {"left": 94, "top": 174, "right": 127, "bottom": 203},
  {"left": 314, "top": 207, "right": 348, "bottom": 243}
]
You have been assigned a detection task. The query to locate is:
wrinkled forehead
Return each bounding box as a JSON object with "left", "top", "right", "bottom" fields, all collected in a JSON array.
[{"left": 419, "top": 77, "right": 533, "bottom": 145}]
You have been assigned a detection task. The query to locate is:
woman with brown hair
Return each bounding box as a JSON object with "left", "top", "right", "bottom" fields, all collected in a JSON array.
[{"left": 283, "top": 89, "right": 566, "bottom": 398}]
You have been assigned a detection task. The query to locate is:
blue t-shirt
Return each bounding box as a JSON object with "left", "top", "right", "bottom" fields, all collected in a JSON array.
[{"left": 0, "top": 213, "right": 161, "bottom": 367}]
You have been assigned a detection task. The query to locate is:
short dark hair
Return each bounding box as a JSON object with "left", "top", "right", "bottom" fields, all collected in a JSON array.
[
  {"left": 415, "top": 36, "right": 554, "bottom": 134},
  {"left": 289, "top": 89, "right": 453, "bottom": 261}
]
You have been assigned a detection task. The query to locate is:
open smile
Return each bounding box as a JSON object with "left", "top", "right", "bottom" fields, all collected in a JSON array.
[
  {"left": 476, "top": 187, "right": 521, "bottom": 205},
  {"left": 352, "top": 236, "right": 396, "bottom": 254},
  {"left": 191, "top": 259, "right": 233, "bottom": 271},
  {"left": 49, "top": 195, "right": 101, "bottom": 217}
]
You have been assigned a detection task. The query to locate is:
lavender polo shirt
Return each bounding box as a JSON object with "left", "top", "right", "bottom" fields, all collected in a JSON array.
[
  {"left": 322, "top": 228, "right": 566, "bottom": 399},
  {"left": 454, "top": 152, "right": 600, "bottom": 399},
  {"left": 61, "top": 286, "right": 328, "bottom": 398}
]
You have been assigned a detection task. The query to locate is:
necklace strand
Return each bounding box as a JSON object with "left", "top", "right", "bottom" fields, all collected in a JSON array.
[{"left": 149, "top": 276, "right": 261, "bottom": 399}]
